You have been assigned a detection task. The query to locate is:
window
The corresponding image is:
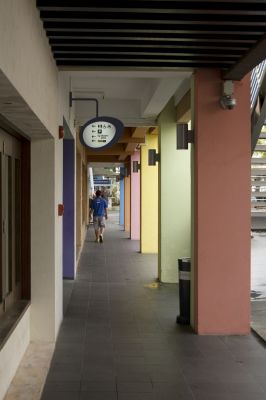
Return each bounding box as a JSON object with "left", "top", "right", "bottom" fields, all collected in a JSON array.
[{"left": 0, "top": 130, "right": 22, "bottom": 315}]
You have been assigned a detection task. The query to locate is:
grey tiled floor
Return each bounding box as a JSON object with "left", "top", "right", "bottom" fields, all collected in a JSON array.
[{"left": 41, "top": 213, "right": 266, "bottom": 400}]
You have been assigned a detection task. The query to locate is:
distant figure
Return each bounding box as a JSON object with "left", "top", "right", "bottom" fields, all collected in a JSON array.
[
  {"left": 88, "top": 196, "right": 93, "bottom": 223},
  {"left": 90, "top": 190, "right": 108, "bottom": 243},
  {"left": 101, "top": 189, "right": 109, "bottom": 206}
]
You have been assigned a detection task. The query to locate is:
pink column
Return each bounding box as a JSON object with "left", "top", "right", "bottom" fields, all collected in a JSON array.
[
  {"left": 194, "top": 69, "right": 251, "bottom": 334},
  {"left": 130, "top": 151, "right": 140, "bottom": 240}
]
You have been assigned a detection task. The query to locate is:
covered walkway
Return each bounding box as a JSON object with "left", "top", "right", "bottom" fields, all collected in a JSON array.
[{"left": 41, "top": 213, "right": 266, "bottom": 400}]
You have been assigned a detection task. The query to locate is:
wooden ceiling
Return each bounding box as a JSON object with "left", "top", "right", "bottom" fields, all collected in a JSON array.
[
  {"left": 86, "top": 127, "right": 155, "bottom": 163},
  {"left": 37, "top": 0, "right": 266, "bottom": 80}
]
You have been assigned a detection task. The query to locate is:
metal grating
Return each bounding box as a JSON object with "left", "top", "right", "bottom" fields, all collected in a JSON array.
[{"left": 36, "top": 1, "right": 266, "bottom": 79}]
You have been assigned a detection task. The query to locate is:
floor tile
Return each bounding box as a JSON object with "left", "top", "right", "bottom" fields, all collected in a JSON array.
[
  {"left": 43, "top": 380, "right": 81, "bottom": 392},
  {"left": 81, "top": 380, "right": 116, "bottom": 391},
  {"left": 41, "top": 391, "right": 80, "bottom": 400},
  {"left": 80, "top": 392, "right": 118, "bottom": 400},
  {"left": 116, "top": 372, "right": 151, "bottom": 383},
  {"left": 118, "top": 394, "right": 154, "bottom": 400},
  {"left": 38, "top": 213, "right": 266, "bottom": 400},
  {"left": 117, "top": 382, "right": 153, "bottom": 393}
]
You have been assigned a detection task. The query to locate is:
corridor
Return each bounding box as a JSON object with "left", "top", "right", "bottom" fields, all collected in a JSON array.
[{"left": 41, "top": 213, "right": 266, "bottom": 400}]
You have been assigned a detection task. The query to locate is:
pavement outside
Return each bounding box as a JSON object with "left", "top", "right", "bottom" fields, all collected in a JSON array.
[
  {"left": 4, "top": 212, "right": 266, "bottom": 400},
  {"left": 251, "top": 232, "right": 266, "bottom": 342}
]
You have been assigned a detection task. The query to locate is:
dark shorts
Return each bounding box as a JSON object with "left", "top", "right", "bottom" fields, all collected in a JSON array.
[{"left": 93, "top": 216, "right": 105, "bottom": 229}]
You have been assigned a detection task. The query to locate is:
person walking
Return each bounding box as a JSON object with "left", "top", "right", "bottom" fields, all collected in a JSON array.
[
  {"left": 90, "top": 190, "right": 108, "bottom": 243},
  {"left": 88, "top": 195, "right": 94, "bottom": 224}
]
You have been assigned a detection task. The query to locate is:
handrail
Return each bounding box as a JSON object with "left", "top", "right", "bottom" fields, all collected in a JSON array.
[{"left": 250, "top": 60, "right": 266, "bottom": 110}]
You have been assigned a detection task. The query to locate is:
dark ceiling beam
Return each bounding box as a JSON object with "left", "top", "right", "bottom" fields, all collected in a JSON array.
[
  {"left": 53, "top": 51, "right": 243, "bottom": 59},
  {"left": 53, "top": 53, "right": 236, "bottom": 62},
  {"left": 37, "top": 4, "right": 266, "bottom": 16},
  {"left": 56, "top": 60, "right": 233, "bottom": 68},
  {"left": 36, "top": 0, "right": 266, "bottom": 74},
  {"left": 36, "top": 0, "right": 266, "bottom": 5},
  {"left": 52, "top": 46, "right": 245, "bottom": 55},
  {"left": 39, "top": 11, "right": 266, "bottom": 24},
  {"left": 47, "top": 32, "right": 258, "bottom": 42},
  {"left": 36, "top": 0, "right": 266, "bottom": 13},
  {"left": 50, "top": 41, "right": 250, "bottom": 50},
  {"left": 43, "top": 21, "right": 265, "bottom": 34},
  {"left": 224, "top": 34, "right": 266, "bottom": 80},
  {"left": 36, "top": 10, "right": 266, "bottom": 16}
]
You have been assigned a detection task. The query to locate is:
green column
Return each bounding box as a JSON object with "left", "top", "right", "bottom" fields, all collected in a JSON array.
[{"left": 158, "top": 97, "right": 191, "bottom": 283}]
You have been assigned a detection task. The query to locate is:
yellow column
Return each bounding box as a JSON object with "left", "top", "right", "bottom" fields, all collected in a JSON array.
[{"left": 140, "top": 133, "right": 158, "bottom": 253}]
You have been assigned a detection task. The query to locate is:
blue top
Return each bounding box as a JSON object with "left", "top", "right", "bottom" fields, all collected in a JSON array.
[{"left": 91, "top": 196, "right": 107, "bottom": 217}]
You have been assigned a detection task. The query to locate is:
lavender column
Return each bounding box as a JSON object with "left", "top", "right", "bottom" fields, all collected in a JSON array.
[{"left": 63, "top": 139, "right": 75, "bottom": 279}]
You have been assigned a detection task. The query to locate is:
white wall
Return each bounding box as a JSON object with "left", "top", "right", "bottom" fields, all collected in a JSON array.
[
  {"left": 31, "top": 139, "right": 62, "bottom": 341},
  {"left": 0, "top": 0, "right": 74, "bottom": 342},
  {"left": 0, "top": 0, "right": 77, "bottom": 395},
  {"left": 54, "top": 136, "right": 64, "bottom": 337},
  {"left": 59, "top": 73, "right": 76, "bottom": 135},
  {"left": 0, "top": 0, "right": 78, "bottom": 342},
  {"left": 0, "top": 0, "right": 58, "bottom": 137},
  {"left": 76, "top": 98, "right": 142, "bottom": 126},
  {"left": 0, "top": 308, "right": 30, "bottom": 400}
]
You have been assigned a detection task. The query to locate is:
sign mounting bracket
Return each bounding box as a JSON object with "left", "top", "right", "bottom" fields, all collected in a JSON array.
[{"left": 69, "top": 92, "right": 99, "bottom": 118}]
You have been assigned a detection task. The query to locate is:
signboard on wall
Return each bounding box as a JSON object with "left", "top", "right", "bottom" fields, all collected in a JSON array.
[
  {"left": 79, "top": 116, "right": 124, "bottom": 150},
  {"left": 93, "top": 179, "right": 111, "bottom": 185}
]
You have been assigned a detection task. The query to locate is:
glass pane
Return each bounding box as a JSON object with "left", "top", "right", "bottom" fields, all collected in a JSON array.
[
  {"left": 3, "top": 155, "right": 12, "bottom": 296},
  {"left": 15, "top": 159, "right": 21, "bottom": 283},
  {"left": 7, "top": 155, "right": 12, "bottom": 294},
  {"left": 0, "top": 153, "right": 2, "bottom": 302}
]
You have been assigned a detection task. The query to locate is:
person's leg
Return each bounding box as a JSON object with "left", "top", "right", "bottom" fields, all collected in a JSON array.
[
  {"left": 93, "top": 217, "right": 100, "bottom": 242},
  {"left": 95, "top": 229, "right": 100, "bottom": 242},
  {"left": 99, "top": 217, "right": 106, "bottom": 242},
  {"left": 99, "top": 227, "right": 105, "bottom": 242}
]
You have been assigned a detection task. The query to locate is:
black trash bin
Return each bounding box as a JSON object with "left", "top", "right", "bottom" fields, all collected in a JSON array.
[{"left": 176, "top": 258, "right": 191, "bottom": 325}]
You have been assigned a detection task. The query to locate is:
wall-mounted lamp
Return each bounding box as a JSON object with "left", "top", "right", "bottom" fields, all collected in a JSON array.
[
  {"left": 120, "top": 167, "right": 129, "bottom": 178},
  {"left": 148, "top": 149, "right": 160, "bottom": 166},
  {"left": 219, "top": 80, "right": 237, "bottom": 110},
  {"left": 176, "top": 123, "right": 194, "bottom": 150},
  {"left": 132, "top": 161, "right": 141, "bottom": 173}
]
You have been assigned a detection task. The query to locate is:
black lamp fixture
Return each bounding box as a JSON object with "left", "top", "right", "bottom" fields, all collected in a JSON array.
[
  {"left": 132, "top": 160, "right": 141, "bottom": 173},
  {"left": 120, "top": 166, "right": 130, "bottom": 178},
  {"left": 120, "top": 167, "right": 127, "bottom": 178},
  {"left": 148, "top": 149, "right": 160, "bottom": 166},
  {"left": 176, "top": 123, "right": 194, "bottom": 150}
]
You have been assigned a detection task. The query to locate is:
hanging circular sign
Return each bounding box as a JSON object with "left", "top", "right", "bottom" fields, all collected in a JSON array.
[{"left": 79, "top": 116, "right": 124, "bottom": 150}]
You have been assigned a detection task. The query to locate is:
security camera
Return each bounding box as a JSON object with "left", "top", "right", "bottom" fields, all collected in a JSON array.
[{"left": 219, "top": 94, "right": 237, "bottom": 110}]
